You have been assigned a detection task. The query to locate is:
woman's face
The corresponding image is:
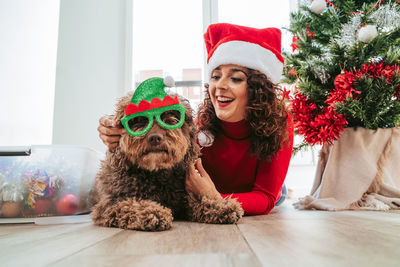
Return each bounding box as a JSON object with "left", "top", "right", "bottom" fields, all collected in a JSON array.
[{"left": 209, "top": 64, "right": 248, "bottom": 122}]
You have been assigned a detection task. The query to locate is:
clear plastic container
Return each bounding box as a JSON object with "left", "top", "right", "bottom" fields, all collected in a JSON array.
[{"left": 0, "top": 145, "right": 103, "bottom": 219}]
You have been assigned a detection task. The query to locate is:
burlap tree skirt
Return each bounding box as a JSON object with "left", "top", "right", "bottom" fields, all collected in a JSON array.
[{"left": 294, "top": 127, "right": 400, "bottom": 211}]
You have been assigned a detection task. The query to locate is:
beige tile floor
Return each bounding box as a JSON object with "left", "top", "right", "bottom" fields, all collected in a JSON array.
[{"left": 0, "top": 198, "right": 399, "bottom": 267}]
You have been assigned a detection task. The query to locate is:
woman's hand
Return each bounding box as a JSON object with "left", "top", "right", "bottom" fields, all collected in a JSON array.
[
  {"left": 98, "top": 115, "right": 125, "bottom": 149},
  {"left": 186, "top": 158, "right": 222, "bottom": 200}
]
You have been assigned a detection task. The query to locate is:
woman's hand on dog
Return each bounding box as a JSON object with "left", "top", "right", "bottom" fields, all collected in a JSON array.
[
  {"left": 98, "top": 115, "right": 125, "bottom": 149},
  {"left": 186, "top": 158, "right": 222, "bottom": 200}
]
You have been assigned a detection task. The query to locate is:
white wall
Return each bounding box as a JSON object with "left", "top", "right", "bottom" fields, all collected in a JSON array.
[
  {"left": 52, "top": 0, "right": 132, "bottom": 153},
  {"left": 0, "top": 0, "right": 59, "bottom": 146}
]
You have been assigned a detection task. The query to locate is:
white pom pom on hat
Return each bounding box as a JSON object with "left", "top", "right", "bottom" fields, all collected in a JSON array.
[
  {"left": 163, "top": 76, "right": 175, "bottom": 87},
  {"left": 204, "top": 23, "right": 284, "bottom": 84}
]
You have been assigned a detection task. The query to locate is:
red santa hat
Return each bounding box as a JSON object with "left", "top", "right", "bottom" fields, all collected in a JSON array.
[{"left": 204, "top": 23, "right": 284, "bottom": 84}]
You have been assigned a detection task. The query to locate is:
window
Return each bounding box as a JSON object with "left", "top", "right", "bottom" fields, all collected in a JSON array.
[
  {"left": 218, "top": 0, "right": 293, "bottom": 53},
  {"left": 0, "top": 1, "right": 60, "bottom": 146},
  {"left": 132, "top": 0, "right": 204, "bottom": 111}
]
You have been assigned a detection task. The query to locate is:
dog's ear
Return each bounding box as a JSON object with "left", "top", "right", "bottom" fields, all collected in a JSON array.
[
  {"left": 108, "top": 146, "right": 132, "bottom": 172},
  {"left": 176, "top": 95, "right": 200, "bottom": 163},
  {"left": 181, "top": 97, "right": 195, "bottom": 124},
  {"left": 114, "top": 92, "right": 134, "bottom": 128},
  {"left": 186, "top": 126, "right": 201, "bottom": 164}
]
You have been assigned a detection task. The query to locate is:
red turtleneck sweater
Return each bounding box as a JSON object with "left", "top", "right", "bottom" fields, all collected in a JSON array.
[{"left": 200, "top": 117, "right": 293, "bottom": 215}]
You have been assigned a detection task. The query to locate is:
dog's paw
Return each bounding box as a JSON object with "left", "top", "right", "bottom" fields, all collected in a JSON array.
[
  {"left": 117, "top": 199, "right": 173, "bottom": 231},
  {"left": 93, "top": 198, "right": 173, "bottom": 231},
  {"left": 140, "top": 207, "right": 173, "bottom": 231},
  {"left": 214, "top": 197, "right": 244, "bottom": 224},
  {"left": 188, "top": 195, "right": 244, "bottom": 224}
]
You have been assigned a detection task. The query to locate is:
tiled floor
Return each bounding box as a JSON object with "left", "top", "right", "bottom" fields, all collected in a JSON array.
[{"left": 1, "top": 199, "right": 399, "bottom": 267}]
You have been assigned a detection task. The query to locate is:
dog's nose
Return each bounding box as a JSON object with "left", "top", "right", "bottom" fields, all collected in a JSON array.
[{"left": 148, "top": 133, "right": 163, "bottom": 146}]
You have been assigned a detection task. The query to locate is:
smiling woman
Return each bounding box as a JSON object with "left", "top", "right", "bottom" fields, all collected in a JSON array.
[
  {"left": 185, "top": 23, "right": 294, "bottom": 215},
  {"left": 209, "top": 65, "right": 249, "bottom": 123}
]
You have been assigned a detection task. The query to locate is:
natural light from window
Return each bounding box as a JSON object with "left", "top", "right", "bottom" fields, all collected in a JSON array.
[
  {"left": 132, "top": 0, "right": 203, "bottom": 80},
  {"left": 218, "top": 0, "right": 293, "bottom": 53},
  {"left": 0, "top": 0, "right": 59, "bottom": 146}
]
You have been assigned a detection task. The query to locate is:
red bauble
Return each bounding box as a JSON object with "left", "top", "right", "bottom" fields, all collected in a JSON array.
[
  {"left": 288, "top": 68, "right": 297, "bottom": 76},
  {"left": 334, "top": 72, "right": 354, "bottom": 91},
  {"left": 34, "top": 199, "right": 52, "bottom": 214},
  {"left": 326, "top": 72, "right": 361, "bottom": 106},
  {"left": 307, "top": 27, "right": 315, "bottom": 39},
  {"left": 56, "top": 194, "right": 78, "bottom": 215}
]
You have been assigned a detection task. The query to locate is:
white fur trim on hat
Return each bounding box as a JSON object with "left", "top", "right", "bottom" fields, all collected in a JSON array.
[{"left": 207, "top": 40, "right": 284, "bottom": 84}]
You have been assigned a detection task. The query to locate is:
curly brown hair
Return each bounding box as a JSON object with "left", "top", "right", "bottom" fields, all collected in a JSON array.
[{"left": 197, "top": 68, "right": 290, "bottom": 161}]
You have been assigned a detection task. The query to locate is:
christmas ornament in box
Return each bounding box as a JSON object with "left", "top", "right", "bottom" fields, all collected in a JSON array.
[{"left": 0, "top": 145, "right": 102, "bottom": 221}]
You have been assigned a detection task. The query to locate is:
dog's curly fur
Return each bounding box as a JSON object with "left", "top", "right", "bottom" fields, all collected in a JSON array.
[{"left": 91, "top": 92, "right": 243, "bottom": 231}]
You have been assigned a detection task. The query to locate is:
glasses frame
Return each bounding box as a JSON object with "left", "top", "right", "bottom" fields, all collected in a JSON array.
[{"left": 121, "top": 104, "right": 186, "bottom": 137}]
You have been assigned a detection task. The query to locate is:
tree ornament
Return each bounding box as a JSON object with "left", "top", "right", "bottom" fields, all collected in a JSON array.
[
  {"left": 307, "top": 27, "right": 315, "bottom": 39},
  {"left": 291, "top": 36, "right": 300, "bottom": 52},
  {"left": 312, "top": 65, "right": 330, "bottom": 84},
  {"left": 56, "top": 194, "right": 78, "bottom": 215},
  {"left": 1, "top": 183, "right": 24, "bottom": 217},
  {"left": 335, "top": 15, "right": 362, "bottom": 48},
  {"left": 310, "top": 0, "right": 327, "bottom": 14},
  {"left": 288, "top": 68, "right": 297, "bottom": 76},
  {"left": 34, "top": 199, "right": 52, "bottom": 214},
  {"left": 282, "top": 87, "right": 291, "bottom": 100},
  {"left": 1, "top": 202, "right": 22, "bottom": 217},
  {"left": 370, "top": 5, "right": 400, "bottom": 32},
  {"left": 291, "top": 92, "right": 348, "bottom": 145},
  {"left": 358, "top": 25, "right": 378, "bottom": 43},
  {"left": 326, "top": 72, "right": 361, "bottom": 105}
]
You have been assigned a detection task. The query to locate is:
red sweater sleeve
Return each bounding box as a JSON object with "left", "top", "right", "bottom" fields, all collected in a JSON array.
[{"left": 221, "top": 118, "right": 294, "bottom": 215}]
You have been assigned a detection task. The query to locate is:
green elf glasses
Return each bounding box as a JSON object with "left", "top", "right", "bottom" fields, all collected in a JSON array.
[
  {"left": 121, "top": 77, "right": 186, "bottom": 137},
  {"left": 122, "top": 104, "right": 185, "bottom": 137}
]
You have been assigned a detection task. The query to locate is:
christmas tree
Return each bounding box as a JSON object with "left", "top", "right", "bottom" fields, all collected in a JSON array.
[{"left": 283, "top": 0, "right": 400, "bottom": 151}]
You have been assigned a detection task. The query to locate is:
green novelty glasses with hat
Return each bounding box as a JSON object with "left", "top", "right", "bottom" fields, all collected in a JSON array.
[{"left": 121, "top": 77, "right": 186, "bottom": 137}]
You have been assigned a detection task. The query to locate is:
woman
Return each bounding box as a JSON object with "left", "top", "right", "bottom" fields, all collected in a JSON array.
[{"left": 98, "top": 23, "right": 293, "bottom": 215}]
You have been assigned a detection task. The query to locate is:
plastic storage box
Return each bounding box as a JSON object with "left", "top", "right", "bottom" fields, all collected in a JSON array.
[{"left": 0, "top": 145, "right": 103, "bottom": 220}]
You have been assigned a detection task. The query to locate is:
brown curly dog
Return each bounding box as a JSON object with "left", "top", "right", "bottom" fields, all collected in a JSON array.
[{"left": 91, "top": 92, "right": 243, "bottom": 231}]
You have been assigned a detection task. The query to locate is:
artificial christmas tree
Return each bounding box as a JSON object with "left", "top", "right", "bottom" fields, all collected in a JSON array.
[{"left": 284, "top": 0, "right": 400, "bottom": 210}]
